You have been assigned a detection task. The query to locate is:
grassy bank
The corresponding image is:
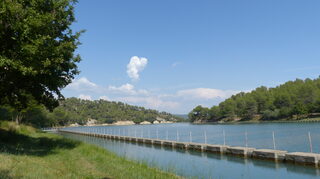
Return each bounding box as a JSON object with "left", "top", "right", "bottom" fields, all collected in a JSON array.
[{"left": 0, "top": 121, "right": 180, "bottom": 179}]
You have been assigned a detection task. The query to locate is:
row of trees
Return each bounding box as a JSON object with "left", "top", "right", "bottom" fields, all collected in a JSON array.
[
  {"left": 0, "top": 98, "right": 183, "bottom": 127},
  {"left": 189, "top": 77, "right": 320, "bottom": 122}
]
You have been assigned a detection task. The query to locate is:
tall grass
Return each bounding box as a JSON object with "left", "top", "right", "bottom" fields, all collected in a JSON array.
[{"left": 0, "top": 121, "right": 181, "bottom": 179}]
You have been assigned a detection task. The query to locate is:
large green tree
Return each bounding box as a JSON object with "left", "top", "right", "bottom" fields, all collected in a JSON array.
[{"left": 0, "top": 0, "right": 82, "bottom": 115}]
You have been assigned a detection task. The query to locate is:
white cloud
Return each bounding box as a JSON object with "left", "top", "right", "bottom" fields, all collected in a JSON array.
[
  {"left": 63, "top": 76, "right": 242, "bottom": 113},
  {"left": 99, "top": 96, "right": 110, "bottom": 101},
  {"left": 108, "top": 83, "right": 135, "bottom": 95},
  {"left": 177, "top": 88, "right": 239, "bottom": 100},
  {"left": 66, "top": 77, "right": 98, "bottom": 91},
  {"left": 127, "top": 56, "right": 148, "bottom": 80},
  {"left": 78, "top": 94, "right": 92, "bottom": 100},
  {"left": 108, "top": 83, "right": 149, "bottom": 95},
  {"left": 117, "top": 96, "right": 180, "bottom": 110}
]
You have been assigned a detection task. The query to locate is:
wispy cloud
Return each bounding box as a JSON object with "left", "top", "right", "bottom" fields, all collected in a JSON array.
[
  {"left": 79, "top": 94, "right": 92, "bottom": 100},
  {"left": 176, "top": 88, "right": 239, "bottom": 100},
  {"left": 66, "top": 77, "right": 98, "bottom": 92},
  {"left": 116, "top": 96, "right": 180, "bottom": 111},
  {"left": 108, "top": 83, "right": 149, "bottom": 95},
  {"left": 65, "top": 78, "right": 241, "bottom": 113},
  {"left": 171, "top": 62, "right": 181, "bottom": 68},
  {"left": 99, "top": 96, "right": 110, "bottom": 101},
  {"left": 127, "top": 56, "right": 148, "bottom": 80}
]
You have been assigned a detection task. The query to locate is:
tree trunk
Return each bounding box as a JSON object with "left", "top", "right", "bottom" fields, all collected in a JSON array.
[{"left": 15, "top": 112, "right": 23, "bottom": 125}]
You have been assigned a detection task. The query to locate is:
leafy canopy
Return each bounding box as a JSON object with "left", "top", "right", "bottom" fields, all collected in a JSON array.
[{"left": 0, "top": 0, "right": 82, "bottom": 111}]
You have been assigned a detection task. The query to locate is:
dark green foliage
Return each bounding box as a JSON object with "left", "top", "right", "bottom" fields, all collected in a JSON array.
[
  {"left": 189, "top": 77, "right": 320, "bottom": 122},
  {"left": 0, "top": 0, "right": 82, "bottom": 112},
  {"left": 0, "top": 98, "right": 182, "bottom": 127}
]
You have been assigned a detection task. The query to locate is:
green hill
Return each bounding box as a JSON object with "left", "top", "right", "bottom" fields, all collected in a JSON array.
[
  {"left": 189, "top": 77, "right": 320, "bottom": 123},
  {"left": 0, "top": 98, "right": 182, "bottom": 127}
]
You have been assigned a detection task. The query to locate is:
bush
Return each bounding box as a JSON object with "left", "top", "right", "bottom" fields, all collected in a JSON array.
[{"left": 262, "top": 109, "right": 280, "bottom": 120}]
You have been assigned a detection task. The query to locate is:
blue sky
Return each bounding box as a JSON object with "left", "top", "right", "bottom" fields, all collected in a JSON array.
[{"left": 63, "top": 0, "right": 320, "bottom": 114}]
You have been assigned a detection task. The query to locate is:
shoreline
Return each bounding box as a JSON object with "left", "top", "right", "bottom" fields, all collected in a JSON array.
[
  {"left": 192, "top": 117, "right": 320, "bottom": 125},
  {"left": 68, "top": 120, "right": 175, "bottom": 128}
]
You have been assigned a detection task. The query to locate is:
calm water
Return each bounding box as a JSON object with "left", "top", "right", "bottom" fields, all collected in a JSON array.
[
  {"left": 65, "top": 122, "right": 320, "bottom": 153},
  {"left": 60, "top": 123, "right": 320, "bottom": 179}
]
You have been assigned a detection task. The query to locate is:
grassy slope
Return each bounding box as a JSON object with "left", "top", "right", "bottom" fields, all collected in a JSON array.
[{"left": 0, "top": 122, "right": 180, "bottom": 179}]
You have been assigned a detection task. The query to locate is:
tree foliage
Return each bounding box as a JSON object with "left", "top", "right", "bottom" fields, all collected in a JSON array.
[
  {"left": 0, "top": 98, "right": 183, "bottom": 127},
  {"left": 0, "top": 0, "right": 82, "bottom": 112},
  {"left": 189, "top": 77, "right": 320, "bottom": 122}
]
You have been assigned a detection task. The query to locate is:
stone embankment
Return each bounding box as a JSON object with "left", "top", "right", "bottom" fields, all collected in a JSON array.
[{"left": 59, "top": 130, "right": 320, "bottom": 168}]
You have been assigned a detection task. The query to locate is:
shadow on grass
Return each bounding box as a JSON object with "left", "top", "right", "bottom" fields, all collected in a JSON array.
[
  {"left": 0, "top": 169, "right": 17, "bottom": 179},
  {"left": 0, "top": 129, "right": 79, "bottom": 156}
]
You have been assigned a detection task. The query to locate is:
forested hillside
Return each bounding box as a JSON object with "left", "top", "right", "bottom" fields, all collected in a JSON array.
[
  {"left": 0, "top": 98, "right": 182, "bottom": 127},
  {"left": 189, "top": 77, "right": 320, "bottom": 123}
]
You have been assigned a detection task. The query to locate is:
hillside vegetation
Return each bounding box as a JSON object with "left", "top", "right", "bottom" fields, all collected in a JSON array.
[
  {"left": 0, "top": 98, "right": 182, "bottom": 127},
  {"left": 189, "top": 77, "right": 320, "bottom": 123}
]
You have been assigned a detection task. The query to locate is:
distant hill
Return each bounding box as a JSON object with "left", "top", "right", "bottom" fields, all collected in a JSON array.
[
  {"left": 54, "top": 98, "right": 183, "bottom": 126},
  {"left": 0, "top": 97, "right": 183, "bottom": 127},
  {"left": 189, "top": 77, "right": 320, "bottom": 123},
  {"left": 173, "top": 114, "right": 189, "bottom": 120}
]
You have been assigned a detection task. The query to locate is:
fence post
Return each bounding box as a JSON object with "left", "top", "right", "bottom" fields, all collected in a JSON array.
[
  {"left": 166, "top": 130, "right": 168, "bottom": 140},
  {"left": 245, "top": 131, "right": 248, "bottom": 148},
  {"left": 272, "top": 131, "right": 276, "bottom": 150},
  {"left": 189, "top": 131, "right": 192, "bottom": 143},
  {"left": 177, "top": 130, "right": 179, "bottom": 142},
  {"left": 204, "top": 131, "right": 207, "bottom": 144},
  {"left": 308, "top": 132, "right": 313, "bottom": 153},
  {"left": 223, "top": 130, "right": 226, "bottom": 145},
  {"left": 156, "top": 129, "right": 159, "bottom": 139}
]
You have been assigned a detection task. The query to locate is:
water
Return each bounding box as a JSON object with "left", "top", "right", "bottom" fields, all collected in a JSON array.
[
  {"left": 61, "top": 131, "right": 320, "bottom": 179},
  {"left": 60, "top": 122, "right": 320, "bottom": 178},
  {"left": 64, "top": 122, "right": 320, "bottom": 153}
]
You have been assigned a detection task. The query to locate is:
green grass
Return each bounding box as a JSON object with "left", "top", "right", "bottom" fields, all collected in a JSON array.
[{"left": 0, "top": 121, "right": 180, "bottom": 179}]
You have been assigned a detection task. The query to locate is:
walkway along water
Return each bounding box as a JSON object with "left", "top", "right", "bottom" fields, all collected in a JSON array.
[{"left": 59, "top": 128, "right": 320, "bottom": 168}]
